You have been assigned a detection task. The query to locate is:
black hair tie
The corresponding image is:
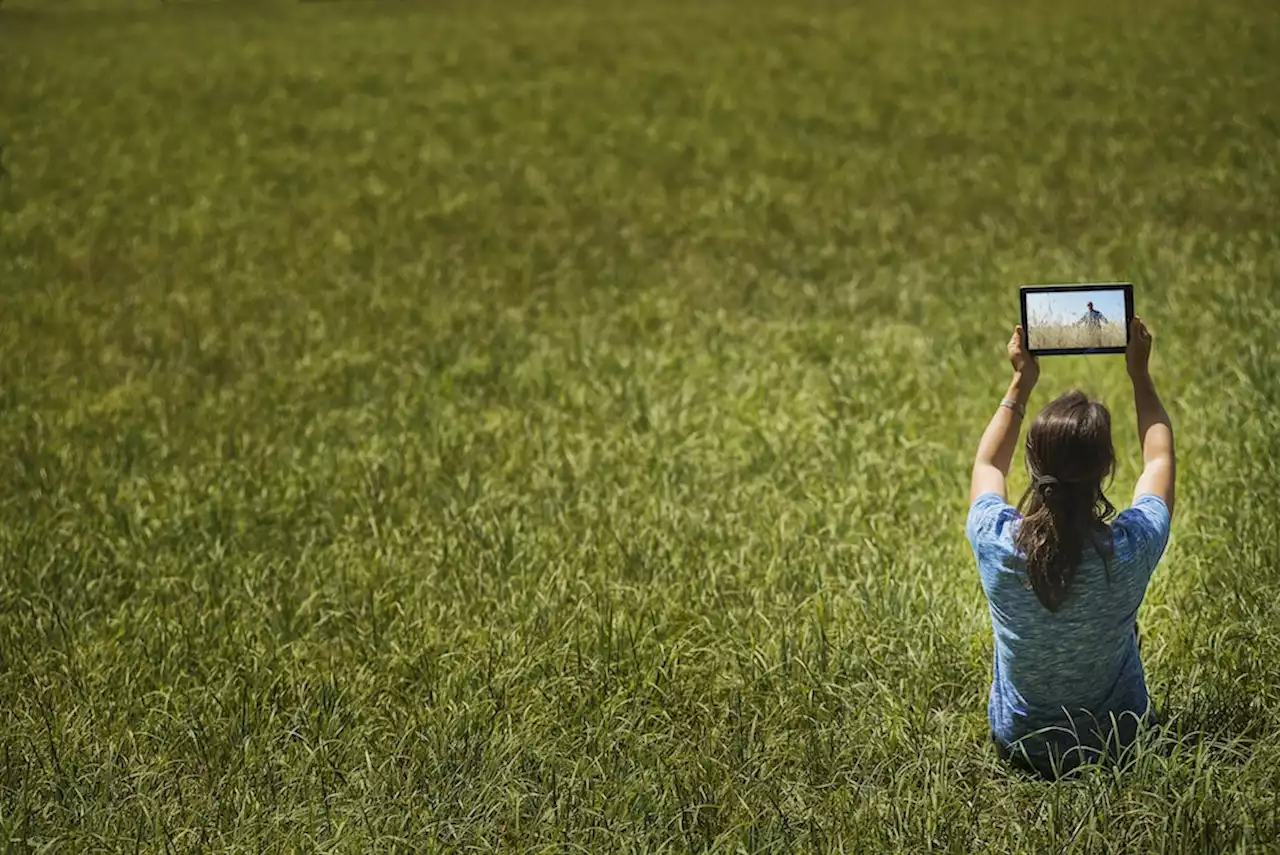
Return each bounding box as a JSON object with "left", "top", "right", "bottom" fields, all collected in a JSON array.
[{"left": 1033, "top": 474, "right": 1060, "bottom": 492}]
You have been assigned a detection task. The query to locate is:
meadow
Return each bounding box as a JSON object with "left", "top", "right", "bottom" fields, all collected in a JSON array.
[
  {"left": 2, "top": 0, "right": 1279, "bottom": 851},
  {"left": 1026, "top": 320, "right": 1128, "bottom": 352}
]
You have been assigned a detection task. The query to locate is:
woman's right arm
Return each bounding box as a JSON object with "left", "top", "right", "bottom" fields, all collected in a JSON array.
[{"left": 1127, "top": 317, "right": 1175, "bottom": 515}]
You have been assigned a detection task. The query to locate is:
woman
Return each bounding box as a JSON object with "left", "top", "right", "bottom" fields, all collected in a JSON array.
[{"left": 966, "top": 317, "right": 1174, "bottom": 778}]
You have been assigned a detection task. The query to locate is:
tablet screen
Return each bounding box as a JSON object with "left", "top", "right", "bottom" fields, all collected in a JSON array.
[{"left": 1021, "top": 283, "right": 1133, "bottom": 355}]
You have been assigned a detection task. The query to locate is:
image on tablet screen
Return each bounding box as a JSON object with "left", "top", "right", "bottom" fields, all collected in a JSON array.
[{"left": 1025, "top": 288, "right": 1127, "bottom": 351}]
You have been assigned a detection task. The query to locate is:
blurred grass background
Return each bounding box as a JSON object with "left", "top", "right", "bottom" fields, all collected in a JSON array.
[{"left": 2, "top": 0, "right": 1279, "bottom": 850}]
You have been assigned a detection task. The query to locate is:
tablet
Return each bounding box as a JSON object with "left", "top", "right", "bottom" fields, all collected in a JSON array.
[{"left": 1020, "top": 283, "right": 1133, "bottom": 355}]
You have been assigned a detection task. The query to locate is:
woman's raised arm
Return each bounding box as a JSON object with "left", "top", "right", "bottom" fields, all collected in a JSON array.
[
  {"left": 1126, "top": 317, "right": 1175, "bottom": 515},
  {"left": 970, "top": 325, "right": 1040, "bottom": 503}
]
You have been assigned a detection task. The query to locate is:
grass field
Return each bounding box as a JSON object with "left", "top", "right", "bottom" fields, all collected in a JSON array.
[
  {"left": 2, "top": 0, "right": 1280, "bottom": 851},
  {"left": 1027, "top": 320, "right": 1128, "bottom": 351}
]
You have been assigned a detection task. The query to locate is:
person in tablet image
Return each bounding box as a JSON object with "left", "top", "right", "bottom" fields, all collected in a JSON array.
[
  {"left": 1079, "top": 301, "right": 1108, "bottom": 329},
  {"left": 966, "top": 317, "right": 1174, "bottom": 779}
]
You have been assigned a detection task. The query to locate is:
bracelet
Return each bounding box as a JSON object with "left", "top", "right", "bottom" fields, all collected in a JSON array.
[{"left": 999, "top": 398, "right": 1026, "bottom": 418}]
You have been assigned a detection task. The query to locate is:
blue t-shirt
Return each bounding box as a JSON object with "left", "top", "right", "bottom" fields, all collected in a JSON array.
[{"left": 966, "top": 492, "right": 1171, "bottom": 764}]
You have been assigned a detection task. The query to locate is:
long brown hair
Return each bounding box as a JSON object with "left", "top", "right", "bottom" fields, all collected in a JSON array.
[{"left": 1014, "top": 390, "right": 1117, "bottom": 611}]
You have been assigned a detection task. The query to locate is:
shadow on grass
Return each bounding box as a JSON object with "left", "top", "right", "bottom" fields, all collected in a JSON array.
[
  {"left": 990, "top": 694, "right": 1264, "bottom": 783},
  {"left": 1150, "top": 691, "right": 1266, "bottom": 763}
]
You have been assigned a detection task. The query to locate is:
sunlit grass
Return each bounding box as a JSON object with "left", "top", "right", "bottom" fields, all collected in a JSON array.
[
  {"left": 1027, "top": 320, "right": 1127, "bottom": 350},
  {"left": 1, "top": 0, "right": 1279, "bottom": 851}
]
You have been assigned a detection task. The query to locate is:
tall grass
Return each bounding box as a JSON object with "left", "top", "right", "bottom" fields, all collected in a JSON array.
[
  {"left": 1028, "top": 316, "right": 1127, "bottom": 350},
  {"left": 1, "top": 0, "right": 1279, "bottom": 851}
]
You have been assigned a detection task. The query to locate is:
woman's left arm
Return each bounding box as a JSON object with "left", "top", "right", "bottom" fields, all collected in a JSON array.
[{"left": 970, "top": 325, "right": 1039, "bottom": 503}]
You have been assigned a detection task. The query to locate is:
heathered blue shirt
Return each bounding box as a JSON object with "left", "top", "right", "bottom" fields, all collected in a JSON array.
[{"left": 966, "top": 492, "right": 1171, "bottom": 762}]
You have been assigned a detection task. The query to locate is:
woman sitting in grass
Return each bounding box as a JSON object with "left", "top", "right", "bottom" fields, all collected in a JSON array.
[{"left": 966, "top": 317, "right": 1174, "bottom": 778}]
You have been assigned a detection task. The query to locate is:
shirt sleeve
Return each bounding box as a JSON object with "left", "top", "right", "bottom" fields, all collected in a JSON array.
[
  {"left": 1113, "top": 494, "right": 1172, "bottom": 582},
  {"left": 966, "top": 492, "right": 1015, "bottom": 555}
]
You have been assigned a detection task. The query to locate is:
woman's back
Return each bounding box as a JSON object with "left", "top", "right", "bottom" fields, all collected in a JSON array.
[{"left": 967, "top": 492, "right": 1171, "bottom": 754}]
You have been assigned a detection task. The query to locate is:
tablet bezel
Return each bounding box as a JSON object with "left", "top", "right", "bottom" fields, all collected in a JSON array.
[{"left": 1019, "top": 282, "right": 1134, "bottom": 356}]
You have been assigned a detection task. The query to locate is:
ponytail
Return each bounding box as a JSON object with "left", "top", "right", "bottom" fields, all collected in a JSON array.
[
  {"left": 1015, "top": 478, "right": 1116, "bottom": 611},
  {"left": 1015, "top": 390, "right": 1118, "bottom": 609}
]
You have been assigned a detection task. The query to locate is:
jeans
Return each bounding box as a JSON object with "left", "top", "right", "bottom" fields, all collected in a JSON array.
[{"left": 992, "top": 706, "right": 1158, "bottom": 780}]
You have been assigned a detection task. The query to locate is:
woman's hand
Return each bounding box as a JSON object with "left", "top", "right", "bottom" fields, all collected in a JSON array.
[
  {"left": 1126, "top": 316, "right": 1153, "bottom": 380},
  {"left": 1007, "top": 324, "right": 1039, "bottom": 386}
]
